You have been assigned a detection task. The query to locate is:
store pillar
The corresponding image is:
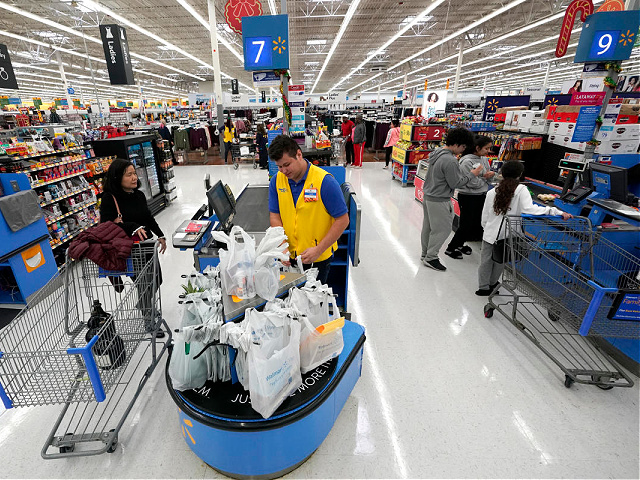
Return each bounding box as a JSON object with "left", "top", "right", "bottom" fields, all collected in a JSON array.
[
  {"left": 55, "top": 50, "right": 73, "bottom": 110},
  {"left": 207, "top": 0, "right": 225, "bottom": 151},
  {"left": 452, "top": 44, "right": 464, "bottom": 100},
  {"left": 542, "top": 62, "right": 551, "bottom": 91}
]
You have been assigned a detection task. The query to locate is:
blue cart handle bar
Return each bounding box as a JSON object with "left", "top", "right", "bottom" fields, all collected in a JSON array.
[{"left": 66, "top": 335, "right": 106, "bottom": 403}]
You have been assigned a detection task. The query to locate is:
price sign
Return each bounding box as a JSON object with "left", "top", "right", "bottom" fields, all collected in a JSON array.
[
  {"left": 575, "top": 11, "right": 640, "bottom": 62},
  {"left": 242, "top": 15, "right": 289, "bottom": 71}
]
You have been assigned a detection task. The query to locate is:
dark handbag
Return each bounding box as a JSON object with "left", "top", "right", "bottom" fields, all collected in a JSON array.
[{"left": 491, "top": 217, "right": 507, "bottom": 264}]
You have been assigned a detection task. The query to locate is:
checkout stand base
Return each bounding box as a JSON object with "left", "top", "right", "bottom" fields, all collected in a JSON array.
[{"left": 166, "top": 320, "right": 366, "bottom": 479}]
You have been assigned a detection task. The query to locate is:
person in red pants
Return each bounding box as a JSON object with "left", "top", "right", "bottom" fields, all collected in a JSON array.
[{"left": 352, "top": 115, "right": 366, "bottom": 168}]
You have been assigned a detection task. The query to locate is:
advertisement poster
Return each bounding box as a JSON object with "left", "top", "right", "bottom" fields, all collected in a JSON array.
[
  {"left": 612, "top": 293, "right": 640, "bottom": 321},
  {"left": 482, "top": 95, "right": 530, "bottom": 121},
  {"left": 561, "top": 79, "right": 583, "bottom": 94},
  {"left": 423, "top": 90, "right": 448, "bottom": 118},
  {"left": 288, "top": 85, "right": 305, "bottom": 134},
  {"left": 615, "top": 74, "right": 640, "bottom": 92},
  {"left": 572, "top": 105, "right": 600, "bottom": 142},
  {"left": 570, "top": 92, "right": 606, "bottom": 105}
]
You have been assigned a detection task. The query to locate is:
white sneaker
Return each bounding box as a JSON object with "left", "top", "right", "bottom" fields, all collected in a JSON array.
[{"left": 383, "top": 166, "right": 388, "bottom": 169}]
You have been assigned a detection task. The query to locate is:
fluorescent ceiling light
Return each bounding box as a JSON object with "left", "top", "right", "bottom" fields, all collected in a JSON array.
[
  {"left": 267, "top": 0, "right": 277, "bottom": 15},
  {"left": 307, "top": 40, "right": 327, "bottom": 45},
  {"left": 311, "top": 0, "right": 362, "bottom": 93},
  {"left": 305, "top": 61, "right": 320, "bottom": 65},
  {"left": 157, "top": 45, "right": 175, "bottom": 51},
  {"left": 329, "top": 0, "right": 447, "bottom": 92}
]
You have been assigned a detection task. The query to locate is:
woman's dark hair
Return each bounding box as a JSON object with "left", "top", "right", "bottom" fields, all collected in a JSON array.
[
  {"left": 463, "top": 134, "right": 494, "bottom": 156},
  {"left": 257, "top": 123, "right": 267, "bottom": 135},
  {"left": 428, "top": 92, "right": 439, "bottom": 103},
  {"left": 268, "top": 134, "right": 300, "bottom": 161},
  {"left": 225, "top": 117, "right": 232, "bottom": 130},
  {"left": 104, "top": 158, "right": 139, "bottom": 194},
  {"left": 391, "top": 119, "right": 400, "bottom": 128},
  {"left": 493, "top": 161, "right": 525, "bottom": 216}
]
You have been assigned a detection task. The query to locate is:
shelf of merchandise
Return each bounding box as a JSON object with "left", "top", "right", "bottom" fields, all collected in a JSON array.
[
  {"left": 18, "top": 155, "right": 88, "bottom": 173},
  {"left": 50, "top": 219, "right": 99, "bottom": 250},
  {"left": 29, "top": 169, "right": 90, "bottom": 188},
  {"left": 391, "top": 121, "right": 444, "bottom": 188},
  {"left": 44, "top": 200, "right": 97, "bottom": 226},
  {"left": 414, "top": 160, "right": 429, "bottom": 202},
  {"left": 2, "top": 146, "right": 86, "bottom": 163},
  {"left": 40, "top": 185, "right": 93, "bottom": 207},
  {"left": 391, "top": 160, "right": 418, "bottom": 187}
]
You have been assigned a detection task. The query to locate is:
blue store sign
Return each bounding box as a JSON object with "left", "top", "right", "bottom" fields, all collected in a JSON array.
[
  {"left": 242, "top": 14, "right": 289, "bottom": 71},
  {"left": 574, "top": 11, "right": 640, "bottom": 63}
]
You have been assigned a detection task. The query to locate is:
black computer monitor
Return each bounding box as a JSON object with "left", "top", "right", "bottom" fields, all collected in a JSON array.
[
  {"left": 588, "top": 163, "right": 628, "bottom": 204},
  {"left": 207, "top": 180, "right": 235, "bottom": 232}
]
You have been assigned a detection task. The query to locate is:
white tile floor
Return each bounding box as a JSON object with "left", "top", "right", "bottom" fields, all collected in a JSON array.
[{"left": 1, "top": 162, "right": 638, "bottom": 479}]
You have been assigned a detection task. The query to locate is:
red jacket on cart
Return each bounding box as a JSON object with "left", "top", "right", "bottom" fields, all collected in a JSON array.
[{"left": 68, "top": 221, "right": 134, "bottom": 271}]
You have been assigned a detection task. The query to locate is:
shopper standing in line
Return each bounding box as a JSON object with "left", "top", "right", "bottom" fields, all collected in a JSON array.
[
  {"left": 352, "top": 114, "right": 366, "bottom": 169},
  {"left": 341, "top": 115, "right": 355, "bottom": 167},
  {"left": 383, "top": 119, "right": 401, "bottom": 170},
  {"left": 100, "top": 158, "right": 167, "bottom": 338},
  {"left": 476, "top": 161, "right": 571, "bottom": 296},
  {"left": 256, "top": 123, "right": 269, "bottom": 169},
  {"left": 421, "top": 127, "right": 484, "bottom": 271},
  {"left": 268, "top": 135, "right": 349, "bottom": 284},
  {"left": 445, "top": 135, "right": 496, "bottom": 259},
  {"left": 223, "top": 117, "right": 236, "bottom": 164}
]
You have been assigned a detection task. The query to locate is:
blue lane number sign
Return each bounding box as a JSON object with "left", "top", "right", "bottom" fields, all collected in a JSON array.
[
  {"left": 588, "top": 30, "right": 620, "bottom": 59},
  {"left": 242, "top": 14, "right": 289, "bottom": 71},
  {"left": 246, "top": 36, "right": 272, "bottom": 69}
]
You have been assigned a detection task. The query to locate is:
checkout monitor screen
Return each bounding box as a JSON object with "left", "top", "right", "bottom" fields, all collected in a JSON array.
[{"left": 207, "top": 180, "right": 235, "bottom": 229}]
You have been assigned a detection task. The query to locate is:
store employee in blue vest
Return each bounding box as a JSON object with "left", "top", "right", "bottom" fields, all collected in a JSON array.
[{"left": 268, "top": 135, "right": 349, "bottom": 284}]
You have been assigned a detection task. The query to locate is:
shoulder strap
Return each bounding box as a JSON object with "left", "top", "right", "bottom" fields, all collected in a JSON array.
[{"left": 112, "top": 194, "right": 122, "bottom": 219}]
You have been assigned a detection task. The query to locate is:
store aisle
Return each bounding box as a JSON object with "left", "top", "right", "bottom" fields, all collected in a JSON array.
[{"left": 0, "top": 163, "right": 637, "bottom": 479}]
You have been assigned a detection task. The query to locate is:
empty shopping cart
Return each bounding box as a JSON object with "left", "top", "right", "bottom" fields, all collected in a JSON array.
[
  {"left": 484, "top": 215, "right": 638, "bottom": 389},
  {"left": 0, "top": 241, "right": 171, "bottom": 458}
]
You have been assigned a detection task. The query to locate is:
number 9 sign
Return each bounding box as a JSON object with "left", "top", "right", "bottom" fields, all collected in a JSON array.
[{"left": 588, "top": 30, "right": 620, "bottom": 59}]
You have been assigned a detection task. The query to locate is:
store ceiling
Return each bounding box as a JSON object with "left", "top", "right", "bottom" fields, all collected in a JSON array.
[{"left": 0, "top": 0, "right": 638, "bottom": 102}]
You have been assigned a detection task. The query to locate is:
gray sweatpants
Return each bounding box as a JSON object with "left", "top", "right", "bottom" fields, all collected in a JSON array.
[
  {"left": 421, "top": 199, "right": 453, "bottom": 262},
  {"left": 478, "top": 240, "right": 503, "bottom": 290}
]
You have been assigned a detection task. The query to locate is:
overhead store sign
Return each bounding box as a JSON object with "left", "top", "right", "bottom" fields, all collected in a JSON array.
[
  {"left": 524, "top": 86, "right": 545, "bottom": 101},
  {"left": 0, "top": 44, "right": 19, "bottom": 90},
  {"left": 99, "top": 24, "right": 135, "bottom": 85},
  {"left": 223, "top": 93, "right": 250, "bottom": 106},
  {"left": 319, "top": 92, "right": 347, "bottom": 104},
  {"left": 482, "top": 95, "right": 530, "bottom": 121},
  {"left": 252, "top": 71, "right": 281, "bottom": 87},
  {"left": 242, "top": 14, "right": 289, "bottom": 71},
  {"left": 574, "top": 10, "right": 640, "bottom": 62}
]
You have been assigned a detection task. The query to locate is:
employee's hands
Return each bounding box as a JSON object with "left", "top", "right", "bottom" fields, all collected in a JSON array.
[
  {"left": 471, "top": 164, "right": 484, "bottom": 176},
  {"left": 561, "top": 212, "right": 573, "bottom": 220},
  {"left": 483, "top": 171, "right": 496, "bottom": 180},
  {"left": 158, "top": 238, "right": 167, "bottom": 254},
  {"left": 300, "top": 246, "right": 322, "bottom": 265}
]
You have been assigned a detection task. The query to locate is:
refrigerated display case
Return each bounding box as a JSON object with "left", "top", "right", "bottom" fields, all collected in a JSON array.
[{"left": 92, "top": 135, "right": 166, "bottom": 214}]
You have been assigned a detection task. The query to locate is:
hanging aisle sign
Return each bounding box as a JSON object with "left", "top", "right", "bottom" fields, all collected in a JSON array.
[
  {"left": 574, "top": 10, "right": 640, "bottom": 63},
  {"left": 252, "top": 71, "right": 281, "bottom": 88},
  {"left": 0, "top": 44, "right": 19, "bottom": 90},
  {"left": 242, "top": 14, "right": 289, "bottom": 71},
  {"left": 99, "top": 24, "right": 135, "bottom": 85}
]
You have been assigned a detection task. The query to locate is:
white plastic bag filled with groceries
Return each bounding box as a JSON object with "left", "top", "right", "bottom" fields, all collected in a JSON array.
[
  {"left": 246, "top": 308, "right": 302, "bottom": 418},
  {"left": 211, "top": 226, "right": 256, "bottom": 299},
  {"left": 254, "top": 227, "right": 290, "bottom": 301}
]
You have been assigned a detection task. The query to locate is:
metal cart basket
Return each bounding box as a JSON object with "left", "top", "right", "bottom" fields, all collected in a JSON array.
[
  {"left": 484, "top": 215, "right": 638, "bottom": 389},
  {"left": 231, "top": 143, "right": 257, "bottom": 170},
  {"left": 0, "top": 240, "right": 171, "bottom": 458}
]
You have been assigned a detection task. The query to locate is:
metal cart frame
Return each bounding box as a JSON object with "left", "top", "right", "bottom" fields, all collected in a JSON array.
[
  {"left": 231, "top": 143, "right": 258, "bottom": 170},
  {"left": 484, "top": 215, "right": 638, "bottom": 389},
  {"left": 0, "top": 241, "right": 171, "bottom": 458}
]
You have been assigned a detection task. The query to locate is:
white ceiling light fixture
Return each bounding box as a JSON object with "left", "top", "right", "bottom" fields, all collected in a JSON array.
[
  {"left": 267, "top": 0, "right": 278, "bottom": 15},
  {"left": 329, "top": 0, "right": 447, "bottom": 92},
  {"left": 307, "top": 40, "right": 327, "bottom": 45},
  {"left": 310, "top": 0, "right": 362, "bottom": 94},
  {"left": 174, "top": 0, "right": 244, "bottom": 63}
]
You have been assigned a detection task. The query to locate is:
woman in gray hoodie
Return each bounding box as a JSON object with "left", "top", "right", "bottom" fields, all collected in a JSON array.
[{"left": 445, "top": 135, "right": 495, "bottom": 259}]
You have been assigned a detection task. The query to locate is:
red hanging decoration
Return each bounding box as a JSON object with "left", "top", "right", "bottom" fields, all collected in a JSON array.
[
  {"left": 224, "top": 0, "right": 263, "bottom": 35},
  {"left": 555, "top": 0, "right": 594, "bottom": 58},
  {"left": 596, "top": 0, "right": 625, "bottom": 12}
]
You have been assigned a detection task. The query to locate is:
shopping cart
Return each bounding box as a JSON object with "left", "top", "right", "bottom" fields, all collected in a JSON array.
[
  {"left": 484, "top": 215, "right": 638, "bottom": 389},
  {"left": 0, "top": 240, "right": 171, "bottom": 458},
  {"left": 231, "top": 143, "right": 258, "bottom": 170}
]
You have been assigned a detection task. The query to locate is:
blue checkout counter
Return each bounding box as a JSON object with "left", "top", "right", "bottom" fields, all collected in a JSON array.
[
  {"left": 0, "top": 173, "right": 58, "bottom": 306},
  {"left": 525, "top": 169, "right": 640, "bottom": 373},
  {"left": 166, "top": 166, "right": 365, "bottom": 478}
]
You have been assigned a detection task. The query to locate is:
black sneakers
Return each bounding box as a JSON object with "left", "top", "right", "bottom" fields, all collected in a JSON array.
[
  {"left": 459, "top": 245, "right": 473, "bottom": 255},
  {"left": 424, "top": 258, "right": 447, "bottom": 271},
  {"left": 445, "top": 249, "right": 463, "bottom": 259}
]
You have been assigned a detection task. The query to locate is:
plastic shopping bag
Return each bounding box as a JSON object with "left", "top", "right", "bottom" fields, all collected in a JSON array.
[
  {"left": 254, "top": 227, "right": 289, "bottom": 301},
  {"left": 246, "top": 309, "right": 302, "bottom": 418},
  {"left": 211, "top": 226, "right": 256, "bottom": 299},
  {"left": 298, "top": 315, "right": 344, "bottom": 373}
]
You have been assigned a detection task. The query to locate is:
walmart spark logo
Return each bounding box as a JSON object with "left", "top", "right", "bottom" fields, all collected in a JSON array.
[
  {"left": 619, "top": 29, "right": 635, "bottom": 47},
  {"left": 487, "top": 99, "right": 499, "bottom": 111},
  {"left": 182, "top": 417, "right": 196, "bottom": 445},
  {"left": 273, "top": 36, "right": 286, "bottom": 54},
  {"left": 547, "top": 98, "right": 559, "bottom": 106}
]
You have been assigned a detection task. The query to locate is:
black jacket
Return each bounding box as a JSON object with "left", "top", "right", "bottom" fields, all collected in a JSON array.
[{"left": 100, "top": 190, "right": 164, "bottom": 238}]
